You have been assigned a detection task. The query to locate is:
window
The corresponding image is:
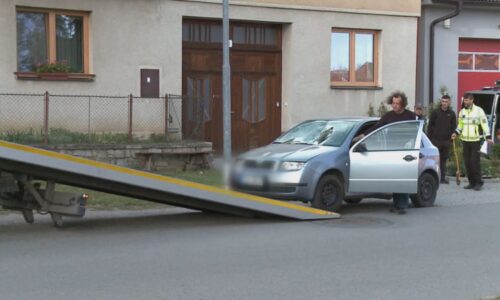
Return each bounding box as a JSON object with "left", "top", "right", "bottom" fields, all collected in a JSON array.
[
  {"left": 16, "top": 7, "right": 91, "bottom": 77},
  {"left": 331, "top": 29, "right": 379, "bottom": 87},
  {"left": 182, "top": 19, "right": 281, "bottom": 50},
  {"left": 458, "top": 52, "right": 500, "bottom": 72},
  {"left": 242, "top": 78, "right": 266, "bottom": 124},
  {"left": 458, "top": 53, "right": 473, "bottom": 70},
  {"left": 186, "top": 76, "right": 212, "bottom": 123},
  {"left": 233, "top": 24, "right": 278, "bottom": 47},
  {"left": 361, "top": 122, "right": 419, "bottom": 151},
  {"left": 182, "top": 21, "right": 222, "bottom": 43}
]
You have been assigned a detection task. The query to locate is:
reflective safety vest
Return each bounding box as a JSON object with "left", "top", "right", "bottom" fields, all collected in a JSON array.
[{"left": 456, "top": 104, "right": 490, "bottom": 142}]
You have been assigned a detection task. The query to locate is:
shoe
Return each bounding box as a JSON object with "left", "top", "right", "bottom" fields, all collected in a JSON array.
[
  {"left": 396, "top": 208, "right": 406, "bottom": 215},
  {"left": 440, "top": 178, "right": 449, "bottom": 184},
  {"left": 389, "top": 208, "right": 407, "bottom": 214},
  {"left": 464, "top": 184, "right": 474, "bottom": 189},
  {"left": 473, "top": 185, "right": 482, "bottom": 191}
]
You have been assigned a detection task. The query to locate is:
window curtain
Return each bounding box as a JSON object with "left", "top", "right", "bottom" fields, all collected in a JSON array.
[{"left": 56, "top": 15, "right": 83, "bottom": 72}]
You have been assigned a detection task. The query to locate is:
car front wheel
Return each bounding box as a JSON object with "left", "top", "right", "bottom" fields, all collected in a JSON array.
[
  {"left": 410, "top": 173, "right": 438, "bottom": 208},
  {"left": 311, "top": 174, "right": 344, "bottom": 212}
]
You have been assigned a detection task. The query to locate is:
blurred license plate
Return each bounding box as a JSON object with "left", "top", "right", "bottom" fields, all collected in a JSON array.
[{"left": 241, "top": 175, "right": 264, "bottom": 187}]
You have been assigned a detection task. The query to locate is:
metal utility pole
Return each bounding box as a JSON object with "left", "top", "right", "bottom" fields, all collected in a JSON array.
[{"left": 222, "top": 0, "right": 232, "bottom": 185}]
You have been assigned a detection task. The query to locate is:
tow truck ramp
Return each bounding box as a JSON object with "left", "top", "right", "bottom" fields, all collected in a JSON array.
[{"left": 0, "top": 141, "right": 338, "bottom": 226}]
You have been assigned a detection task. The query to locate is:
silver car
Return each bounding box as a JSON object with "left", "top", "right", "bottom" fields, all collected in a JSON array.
[{"left": 230, "top": 118, "right": 440, "bottom": 212}]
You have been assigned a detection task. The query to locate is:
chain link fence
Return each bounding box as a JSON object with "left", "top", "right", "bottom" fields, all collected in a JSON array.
[{"left": 0, "top": 92, "right": 204, "bottom": 145}]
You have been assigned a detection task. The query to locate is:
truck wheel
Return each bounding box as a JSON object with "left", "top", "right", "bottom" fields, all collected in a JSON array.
[
  {"left": 22, "top": 209, "right": 34, "bottom": 224},
  {"left": 410, "top": 173, "right": 437, "bottom": 208},
  {"left": 311, "top": 174, "right": 344, "bottom": 212}
]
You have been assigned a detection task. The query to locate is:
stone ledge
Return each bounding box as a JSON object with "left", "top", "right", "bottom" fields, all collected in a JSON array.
[
  {"left": 35, "top": 142, "right": 213, "bottom": 171},
  {"left": 38, "top": 141, "right": 212, "bottom": 152}
]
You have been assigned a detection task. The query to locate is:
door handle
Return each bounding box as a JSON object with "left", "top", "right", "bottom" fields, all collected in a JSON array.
[
  {"left": 419, "top": 153, "right": 424, "bottom": 159},
  {"left": 403, "top": 155, "right": 417, "bottom": 162}
]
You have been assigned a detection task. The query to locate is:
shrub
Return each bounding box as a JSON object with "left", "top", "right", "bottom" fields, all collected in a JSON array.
[
  {"left": 492, "top": 144, "right": 500, "bottom": 160},
  {"left": 35, "top": 61, "right": 71, "bottom": 73},
  {"left": 377, "top": 101, "right": 388, "bottom": 117},
  {"left": 446, "top": 140, "right": 500, "bottom": 178},
  {"left": 367, "top": 103, "right": 375, "bottom": 117}
]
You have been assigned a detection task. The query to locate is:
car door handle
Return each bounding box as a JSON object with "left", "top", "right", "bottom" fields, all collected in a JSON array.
[
  {"left": 419, "top": 153, "right": 424, "bottom": 159},
  {"left": 403, "top": 155, "right": 417, "bottom": 162}
]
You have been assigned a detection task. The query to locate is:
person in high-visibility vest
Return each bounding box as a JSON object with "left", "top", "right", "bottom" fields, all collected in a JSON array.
[{"left": 451, "top": 93, "right": 493, "bottom": 191}]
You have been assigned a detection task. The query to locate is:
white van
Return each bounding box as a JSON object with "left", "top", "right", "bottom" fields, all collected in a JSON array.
[{"left": 464, "top": 80, "right": 500, "bottom": 154}]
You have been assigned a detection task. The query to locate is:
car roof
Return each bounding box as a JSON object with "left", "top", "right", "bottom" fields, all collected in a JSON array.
[
  {"left": 301, "top": 117, "right": 379, "bottom": 122},
  {"left": 467, "top": 89, "right": 500, "bottom": 95}
]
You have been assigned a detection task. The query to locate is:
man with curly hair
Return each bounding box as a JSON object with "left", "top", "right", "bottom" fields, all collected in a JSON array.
[{"left": 356, "top": 91, "right": 417, "bottom": 214}]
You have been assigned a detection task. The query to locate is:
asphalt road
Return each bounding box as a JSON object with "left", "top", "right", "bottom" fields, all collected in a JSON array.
[{"left": 1, "top": 180, "right": 499, "bottom": 300}]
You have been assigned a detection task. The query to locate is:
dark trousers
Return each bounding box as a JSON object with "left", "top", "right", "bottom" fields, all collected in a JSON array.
[
  {"left": 462, "top": 141, "right": 483, "bottom": 186},
  {"left": 432, "top": 140, "right": 450, "bottom": 178},
  {"left": 393, "top": 193, "right": 409, "bottom": 209}
]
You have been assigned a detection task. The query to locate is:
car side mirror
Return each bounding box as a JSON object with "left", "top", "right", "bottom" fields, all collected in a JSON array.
[{"left": 354, "top": 143, "right": 368, "bottom": 153}]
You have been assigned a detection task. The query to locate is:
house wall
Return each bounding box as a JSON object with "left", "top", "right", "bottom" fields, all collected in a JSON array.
[
  {"left": 417, "top": 5, "right": 500, "bottom": 109},
  {"left": 0, "top": 0, "right": 419, "bottom": 133}
]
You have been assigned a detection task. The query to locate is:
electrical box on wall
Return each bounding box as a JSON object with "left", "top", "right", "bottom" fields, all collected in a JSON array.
[{"left": 140, "top": 69, "right": 160, "bottom": 98}]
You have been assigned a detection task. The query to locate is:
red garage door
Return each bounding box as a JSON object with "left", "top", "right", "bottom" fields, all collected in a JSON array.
[{"left": 458, "top": 38, "right": 500, "bottom": 109}]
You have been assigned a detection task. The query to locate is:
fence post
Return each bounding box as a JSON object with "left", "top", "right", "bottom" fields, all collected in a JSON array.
[
  {"left": 88, "top": 96, "right": 91, "bottom": 143},
  {"left": 43, "top": 91, "right": 49, "bottom": 144},
  {"left": 164, "top": 94, "right": 169, "bottom": 140},
  {"left": 128, "top": 94, "right": 133, "bottom": 143}
]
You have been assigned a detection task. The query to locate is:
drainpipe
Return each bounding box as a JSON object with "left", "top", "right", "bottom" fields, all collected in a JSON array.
[{"left": 429, "top": 0, "right": 462, "bottom": 105}]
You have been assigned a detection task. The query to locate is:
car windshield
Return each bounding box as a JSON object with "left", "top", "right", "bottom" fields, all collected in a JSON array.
[{"left": 274, "top": 120, "right": 357, "bottom": 146}]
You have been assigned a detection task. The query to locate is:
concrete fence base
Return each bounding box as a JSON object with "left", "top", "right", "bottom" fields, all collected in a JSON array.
[{"left": 38, "top": 142, "right": 213, "bottom": 171}]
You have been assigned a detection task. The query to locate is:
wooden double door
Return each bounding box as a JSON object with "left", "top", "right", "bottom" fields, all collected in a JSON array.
[{"left": 182, "top": 20, "right": 282, "bottom": 154}]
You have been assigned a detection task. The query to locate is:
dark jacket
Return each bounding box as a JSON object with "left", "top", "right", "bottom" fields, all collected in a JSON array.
[
  {"left": 366, "top": 109, "right": 417, "bottom": 134},
  {"left": 427, "top": 108, "right": 457, "bottom": 142}
]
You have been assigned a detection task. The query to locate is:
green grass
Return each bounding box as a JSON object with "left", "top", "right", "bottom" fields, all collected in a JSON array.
[
  {"left": 66, "top": 169, "right": 222, "bottom": 210},
  {"left": 160, "top": 169, "right": 223, "bottom": 187},
  {"left": 1, "top": 169, "right": 223, "bottom": 212},
  {"left": 0, "top": 127, "right": 178, "bottom": 145}
]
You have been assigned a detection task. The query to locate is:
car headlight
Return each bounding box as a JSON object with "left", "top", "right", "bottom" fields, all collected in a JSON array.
[{"left": 279, "top": 161, "right": 305, "bottom": 171}]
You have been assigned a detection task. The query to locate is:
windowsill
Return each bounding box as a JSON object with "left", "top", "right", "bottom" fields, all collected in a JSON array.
[
  {"left": 330, "top": 85, "right": 382, "bottom": 90},
  {"left": 14, "top": 72, "right": 95, "bottom": 81}
]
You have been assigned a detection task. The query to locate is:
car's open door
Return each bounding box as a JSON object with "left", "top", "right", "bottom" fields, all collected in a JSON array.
[
  {"left": 348, "top": 120, "right": 424, "bottom": 194},
  {"left": 480, "top": 92, "right": 499, "bottom": 154}
]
